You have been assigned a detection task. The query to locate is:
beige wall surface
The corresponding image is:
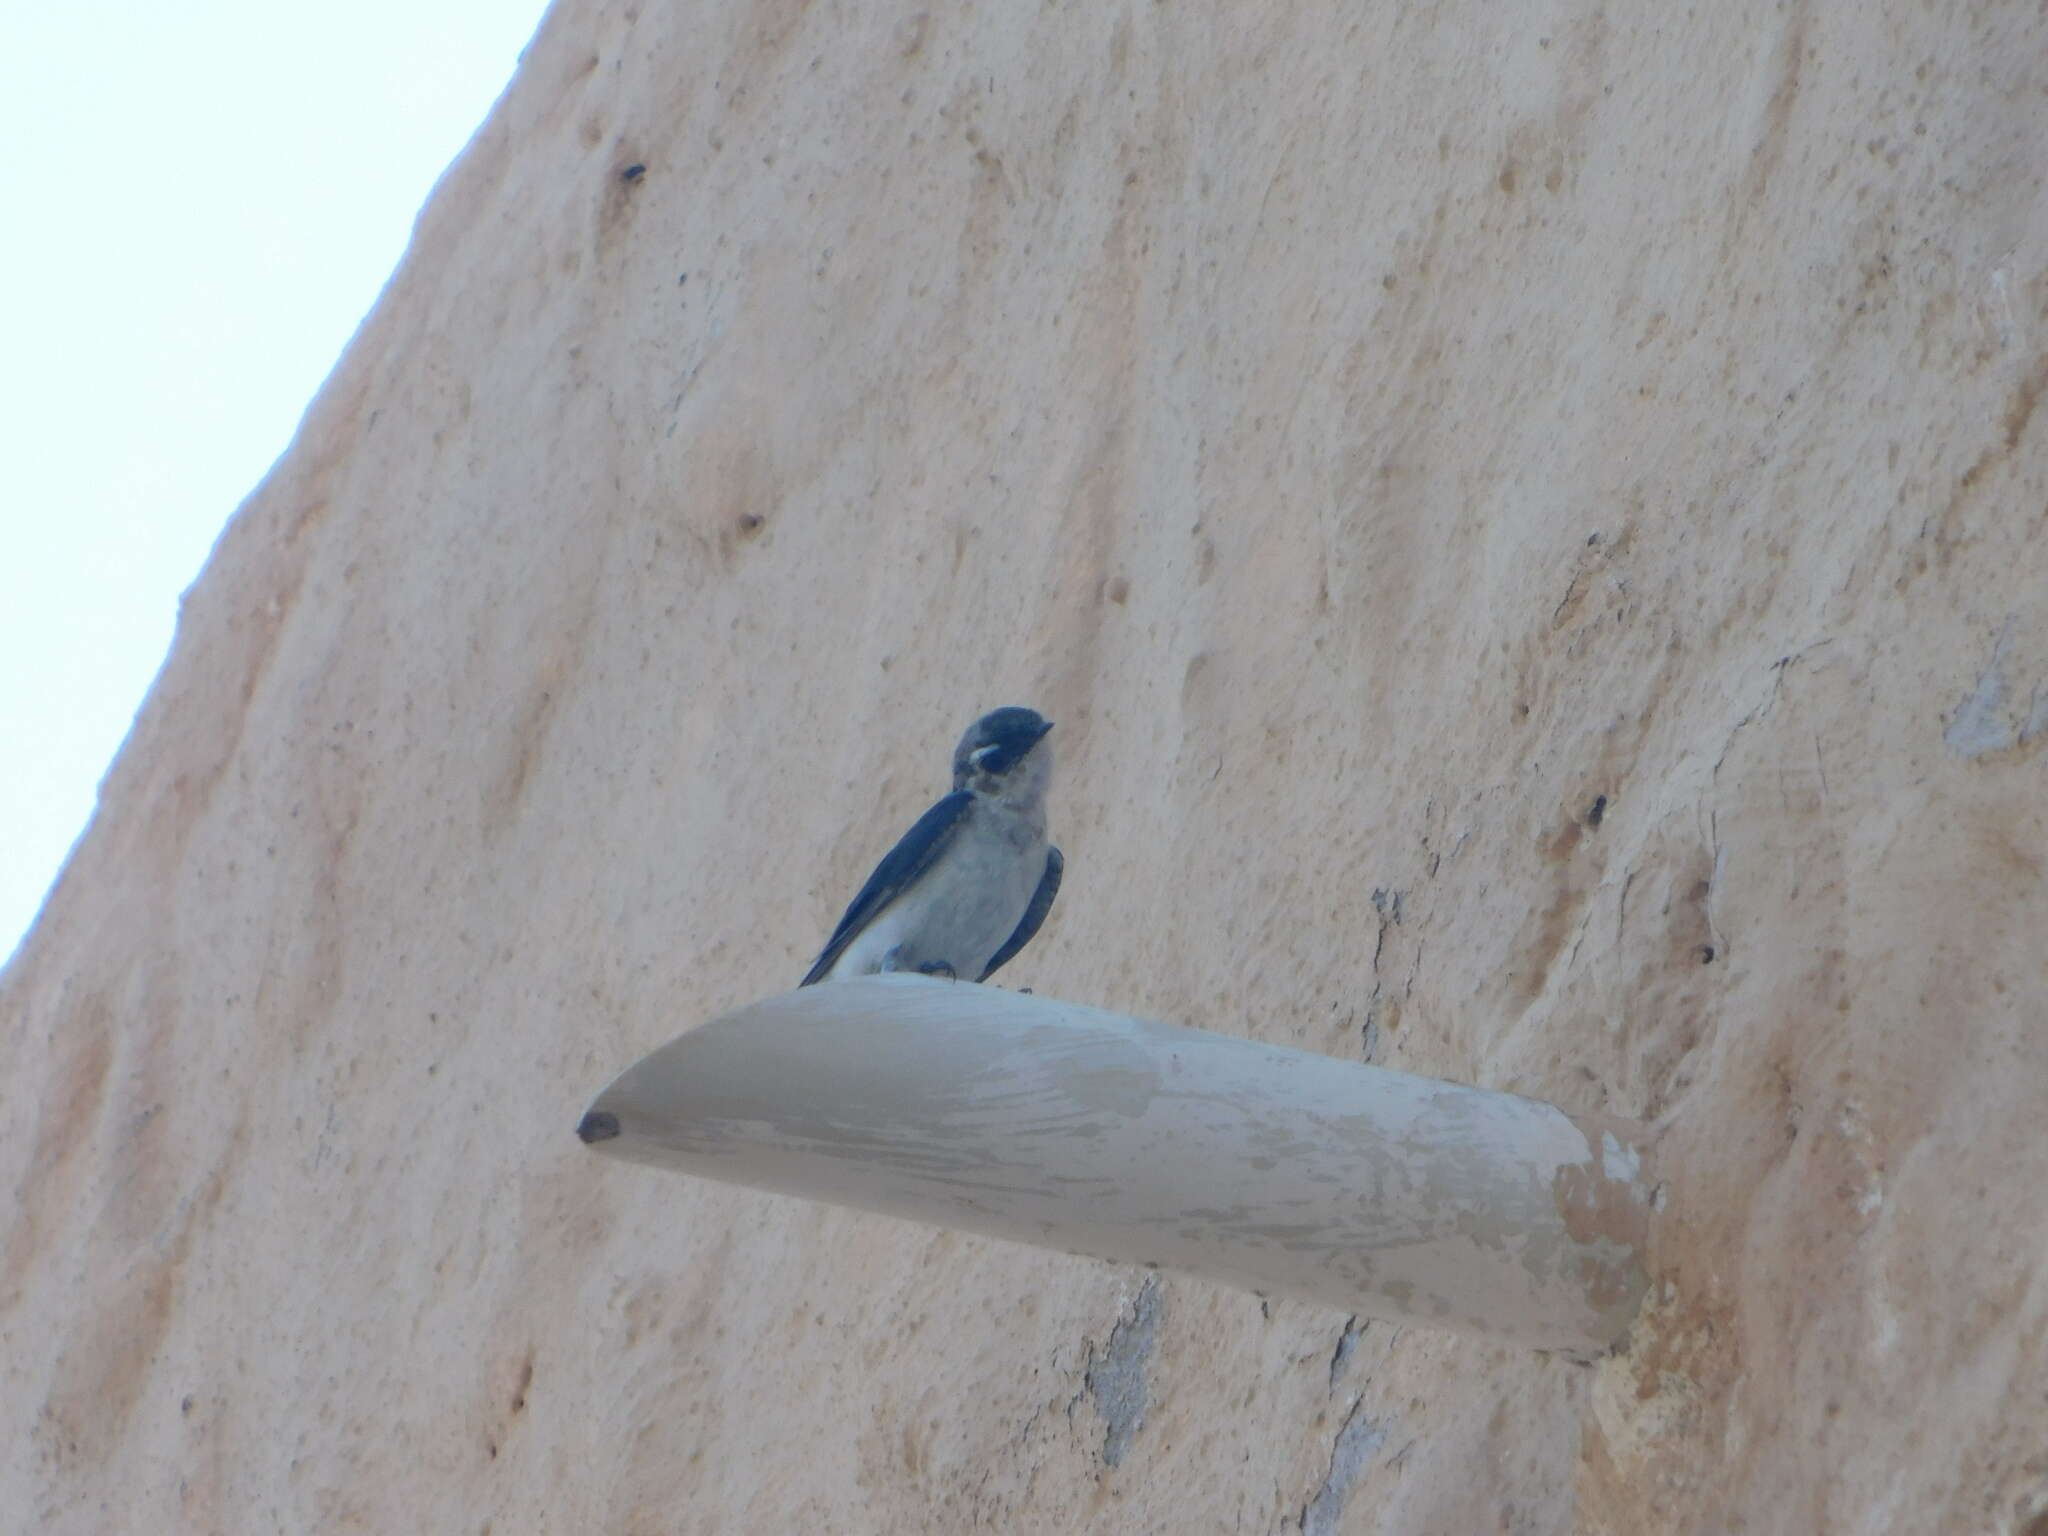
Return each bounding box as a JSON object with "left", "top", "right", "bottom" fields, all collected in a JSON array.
[{"left": 5, "top": 0, "right": 2046, "bottom": 1530}]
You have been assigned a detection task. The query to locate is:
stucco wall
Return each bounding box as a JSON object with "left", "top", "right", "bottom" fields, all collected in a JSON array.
[{"left": 5, "top": 0, "right": 2046, "bottom": 1530}]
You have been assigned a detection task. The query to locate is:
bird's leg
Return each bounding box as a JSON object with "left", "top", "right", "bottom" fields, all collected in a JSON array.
[{"left": 916, "top": 961, "right": 958, "bottom": 981}]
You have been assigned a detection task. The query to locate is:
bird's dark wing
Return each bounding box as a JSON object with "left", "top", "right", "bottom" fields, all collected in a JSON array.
[
  {"left": 977, "top": 845, "right": 1063, "bottom": 982},
  {"left": 799, "top": 791, "right": 975, "bottom": 986}
]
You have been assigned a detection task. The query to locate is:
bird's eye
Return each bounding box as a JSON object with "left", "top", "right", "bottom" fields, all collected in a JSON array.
[{"left": 972, "top": 744, "right": 1012, "bottom": 772}]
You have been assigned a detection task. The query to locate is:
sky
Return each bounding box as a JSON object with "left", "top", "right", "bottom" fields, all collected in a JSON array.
[{"left": 0, "top": 2, "right": 551, "bottom": 965}]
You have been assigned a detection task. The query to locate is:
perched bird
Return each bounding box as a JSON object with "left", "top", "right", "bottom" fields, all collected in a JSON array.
[{"left": 800, "top": 706, "right": 1064, "bottom": 986}]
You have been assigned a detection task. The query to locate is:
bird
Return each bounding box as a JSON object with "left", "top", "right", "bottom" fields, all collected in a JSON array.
[{"left": 799, "top": 706, "right": 1064, "bottom": 986}]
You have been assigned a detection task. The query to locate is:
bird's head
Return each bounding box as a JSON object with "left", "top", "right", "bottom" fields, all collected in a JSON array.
[{"left": 952, "top": 706, "right": 1055, "bottom": 803}]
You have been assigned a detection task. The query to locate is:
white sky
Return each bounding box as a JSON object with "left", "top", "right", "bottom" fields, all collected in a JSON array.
[{"left": 0, "top": 2, "right": 551, "bottom": 964}]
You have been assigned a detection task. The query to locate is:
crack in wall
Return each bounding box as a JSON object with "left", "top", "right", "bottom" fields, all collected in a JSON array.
[
  {"left": 1326, "top": 1317, "right": 1364, "bottom": 1391},
  {"left": 1945, "top": 619, "right": 2048, "bottom": 758},
  {"left": 1301, "top": 1399, "right": 1388, "bottom": 1536}
]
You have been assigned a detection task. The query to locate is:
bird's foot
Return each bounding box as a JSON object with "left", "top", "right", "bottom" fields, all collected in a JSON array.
[{"left": 916, "top": 961, "right": 958, "bottom": 981}]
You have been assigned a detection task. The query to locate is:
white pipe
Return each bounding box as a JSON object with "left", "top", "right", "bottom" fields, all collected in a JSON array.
[{"left": 576, "top": 976, "right": 1652, "bottom": 1352}]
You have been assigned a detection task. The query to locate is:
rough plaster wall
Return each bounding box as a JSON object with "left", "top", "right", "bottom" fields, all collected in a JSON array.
[{"left": 4, "top": 0, "right": 2046, "bottom": 1530}]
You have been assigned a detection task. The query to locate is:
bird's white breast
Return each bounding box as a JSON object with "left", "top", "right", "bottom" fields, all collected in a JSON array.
[{"left": 823, "top": 796, "right": 1045, "bottom": 982}]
